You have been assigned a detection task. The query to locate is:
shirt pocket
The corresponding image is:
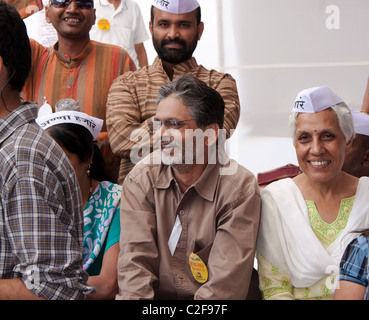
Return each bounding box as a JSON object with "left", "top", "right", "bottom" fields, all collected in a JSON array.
[
  {"left": 193, "top": 242, "right": 213, "bottom": 265},
  {"left": 112, "top": 25, "right": 135, "bottom": 48}
]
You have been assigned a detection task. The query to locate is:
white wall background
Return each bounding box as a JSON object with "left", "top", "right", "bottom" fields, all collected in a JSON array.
[{"left": 25, "top": 0, "right": 369, "bottom": 177}]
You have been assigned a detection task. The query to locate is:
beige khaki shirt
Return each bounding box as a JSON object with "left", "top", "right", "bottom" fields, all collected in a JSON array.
[
  {"left": 106, "top": 57, "right": 240, "bottom": 184},
  {"left": 117, "top": 152, "right": 260, "bottom": 300}
]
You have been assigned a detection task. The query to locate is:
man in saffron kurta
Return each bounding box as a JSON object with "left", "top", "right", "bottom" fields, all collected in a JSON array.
[
  {"left": 24, "top": 39, "right": 134, "bottom": 129},
  {"left": 13, "top": 0, "right": 135, "bottom": 182}
]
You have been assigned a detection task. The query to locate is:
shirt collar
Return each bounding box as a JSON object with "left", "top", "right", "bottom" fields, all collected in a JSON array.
[
  {"left": 193, "top": 161, "right": 221, "bottom": 201},
  {"left": 53, "top": 41, "right": 94, "bottom": 68},
  {"left": 98, "top": 0, "right": 127, "bottom": 10},
  {"left": 0, "top": 102, "right": 38, "bottom": 144},
  {"left": 153, "top": 153, "right": 221, "bottom": 202},
  {"left": 153, "top": 56, "right": 199, "bottom": 74}
]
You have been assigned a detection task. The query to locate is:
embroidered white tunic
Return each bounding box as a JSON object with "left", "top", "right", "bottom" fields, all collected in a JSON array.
[{"left": 257, "top": 177, "right": 369, "bottom": 299}]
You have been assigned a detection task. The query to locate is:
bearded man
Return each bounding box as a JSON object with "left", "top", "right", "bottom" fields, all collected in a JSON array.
[
  {"left": 116, "top": 75, "right": 260, "bottom": 300},
  {"left": 106, "top": 0, "right": 241, "bottom": 184}
]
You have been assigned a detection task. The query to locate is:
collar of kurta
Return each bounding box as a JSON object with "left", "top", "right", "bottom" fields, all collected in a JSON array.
[
  {"left": 53, "top": 41, "right": 94, "bottom": 68},
  {"left": 153, "top": 56, "right": 200, "bottom": 74},
  {"left": 98, "top": 0, "right": 128, "bottom": 10}
]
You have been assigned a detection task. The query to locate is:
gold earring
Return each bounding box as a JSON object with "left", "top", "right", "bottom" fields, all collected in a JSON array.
[{"left": 87, "top": 163, "right": 91, "bottom": 177}]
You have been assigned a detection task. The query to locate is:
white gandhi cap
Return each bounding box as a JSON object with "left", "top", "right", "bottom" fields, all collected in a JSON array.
[
  {"left": 35, "top": 99, "right": 104, "bottom": 140},
  {"left": 152, "top": 0, "right": 200, "bottom": 14},
  {"left": 292, "top": 86, "right": 344, "bottom": 114},
  {"left": 350, "top": 108, "right": 369, "bottom": 136}
]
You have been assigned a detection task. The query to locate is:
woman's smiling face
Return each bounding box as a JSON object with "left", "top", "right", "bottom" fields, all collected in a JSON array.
[{"left": 293, "top": 108, "right": 352, "bottom": 183}]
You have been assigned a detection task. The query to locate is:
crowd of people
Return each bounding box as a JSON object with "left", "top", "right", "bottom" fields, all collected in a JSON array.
[{"left": 1, "top": 0, "right": 369, "bottom": 300}]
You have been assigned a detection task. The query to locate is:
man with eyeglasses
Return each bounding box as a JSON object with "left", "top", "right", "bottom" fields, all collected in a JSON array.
[
  {"left": 10, "top": 0, "right": 136, "bottom": 183},
  {"left": 116, "top": 74, "right": 260, "bottom": 300},
  {"left": 106, "top": 0, "right": 241, "bottom": 184}
]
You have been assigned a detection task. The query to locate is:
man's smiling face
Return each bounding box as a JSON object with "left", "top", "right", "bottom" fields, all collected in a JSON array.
[{"left": 45, "top": 0, "right": 96, "bottom": 40}]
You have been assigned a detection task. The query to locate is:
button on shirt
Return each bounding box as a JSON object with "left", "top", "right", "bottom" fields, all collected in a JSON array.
[
  {"left": 117, "top": 151, "right": 261, "bottom": 300},
  {"left": 0, "top": 103, "right": 93, "bottom": 299}
]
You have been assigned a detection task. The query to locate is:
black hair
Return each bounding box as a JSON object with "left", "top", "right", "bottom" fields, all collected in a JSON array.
[
  {"left": 47, "top": 123, "right": 112, "bottom": 182},
  {"left": 0, "top": 0, "right": 31, "bottom": 92}
]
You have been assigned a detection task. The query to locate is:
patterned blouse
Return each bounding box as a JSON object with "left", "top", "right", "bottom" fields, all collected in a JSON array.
[{"left": 82, "top": 181, "right": 122, "bottom": 275}]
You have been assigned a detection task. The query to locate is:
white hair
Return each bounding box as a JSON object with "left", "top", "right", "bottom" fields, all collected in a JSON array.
[{"left": 289, "top": 102, "right": 355, "bottom": 143}]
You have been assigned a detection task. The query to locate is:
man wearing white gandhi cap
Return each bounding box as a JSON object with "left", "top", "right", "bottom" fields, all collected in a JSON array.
[
  {"left": 342, "top": 108, "right": 369, "bottom": 177},
  {"left": 106, "top": 0, "right": 241, "bottom": 184}
]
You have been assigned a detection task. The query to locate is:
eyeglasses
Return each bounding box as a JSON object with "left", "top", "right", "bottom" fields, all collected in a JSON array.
[
  {"left": 149, "top": 119, "right": 195, "bottom": 132},
  {"left": 49, "top": 0, "right": 94, "bottom": 9}
]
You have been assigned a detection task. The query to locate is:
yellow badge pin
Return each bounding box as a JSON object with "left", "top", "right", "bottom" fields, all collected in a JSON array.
[
  {"left": 189, "top": 252, "right": 208, "bottom": 284},
  {"left": 97, "top": 18, "right": 110, "bottom": 31}
]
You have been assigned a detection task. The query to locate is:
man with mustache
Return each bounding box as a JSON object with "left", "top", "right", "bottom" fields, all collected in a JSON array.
[
  {"left": 106, "top": 0, "right": 241, "bottom": 184},
  {"left": 10, "top": 0, "right": 136, "bottom": 183},
  {"left": 116, "top": 75, "right": 260, "bottom": 300}
]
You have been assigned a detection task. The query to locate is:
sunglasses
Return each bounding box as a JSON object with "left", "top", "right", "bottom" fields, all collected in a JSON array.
[
  {"left": 149, "top": 119, "right": 195, "bottom": 132},
  {"left": 49, "top": 0, "right": 94, "bottom": 9}
]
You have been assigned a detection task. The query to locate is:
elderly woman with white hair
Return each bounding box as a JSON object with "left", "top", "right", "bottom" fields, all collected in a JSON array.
[{"left": 256, "top": 86, "right": 369, "bottom": 300}]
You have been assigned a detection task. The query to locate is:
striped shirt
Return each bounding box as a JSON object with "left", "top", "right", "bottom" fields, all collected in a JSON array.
[
  {"left": 0, "top": 103, "right": 93, "bottom": 300},
  {"left": 339, "top": 234, "right": 369, "bottom": 299},
  {"left": 106, "top": 56, "right": 240, "bottom": 183},
  {"left": 23, "top": 39, "right": 136, "bottom": 131}
]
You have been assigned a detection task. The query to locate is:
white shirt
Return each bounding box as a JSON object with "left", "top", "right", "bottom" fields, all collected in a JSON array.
[{"left": 90, "top": 0, "right": 149, "bottom": 68}]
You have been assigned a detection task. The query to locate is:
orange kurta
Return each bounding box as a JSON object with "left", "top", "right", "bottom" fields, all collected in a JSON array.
[{"left": 24, "top": 39, "right": 135, "bottom": 132}]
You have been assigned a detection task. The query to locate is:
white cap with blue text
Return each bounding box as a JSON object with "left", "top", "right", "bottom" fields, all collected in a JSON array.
[
  {"left": 350, "top": 108, "right": 369, "bottom": 136},
  {"left": 152, "top": 0, "right": 199, "bottom": 14},
  {"left": 292, "top": 86, "right": 344, "bottom": 113}
]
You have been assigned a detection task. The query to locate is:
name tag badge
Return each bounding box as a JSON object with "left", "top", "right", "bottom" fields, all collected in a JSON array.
[
  {"left": 189, "top": 252, "right": 208, "bottom": 284},
  {"left": 97, "top": 18, "right": 110, "bottom": 31},
  {"left": 168, "top": 215, "right": 182, "bottom": 256}
]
